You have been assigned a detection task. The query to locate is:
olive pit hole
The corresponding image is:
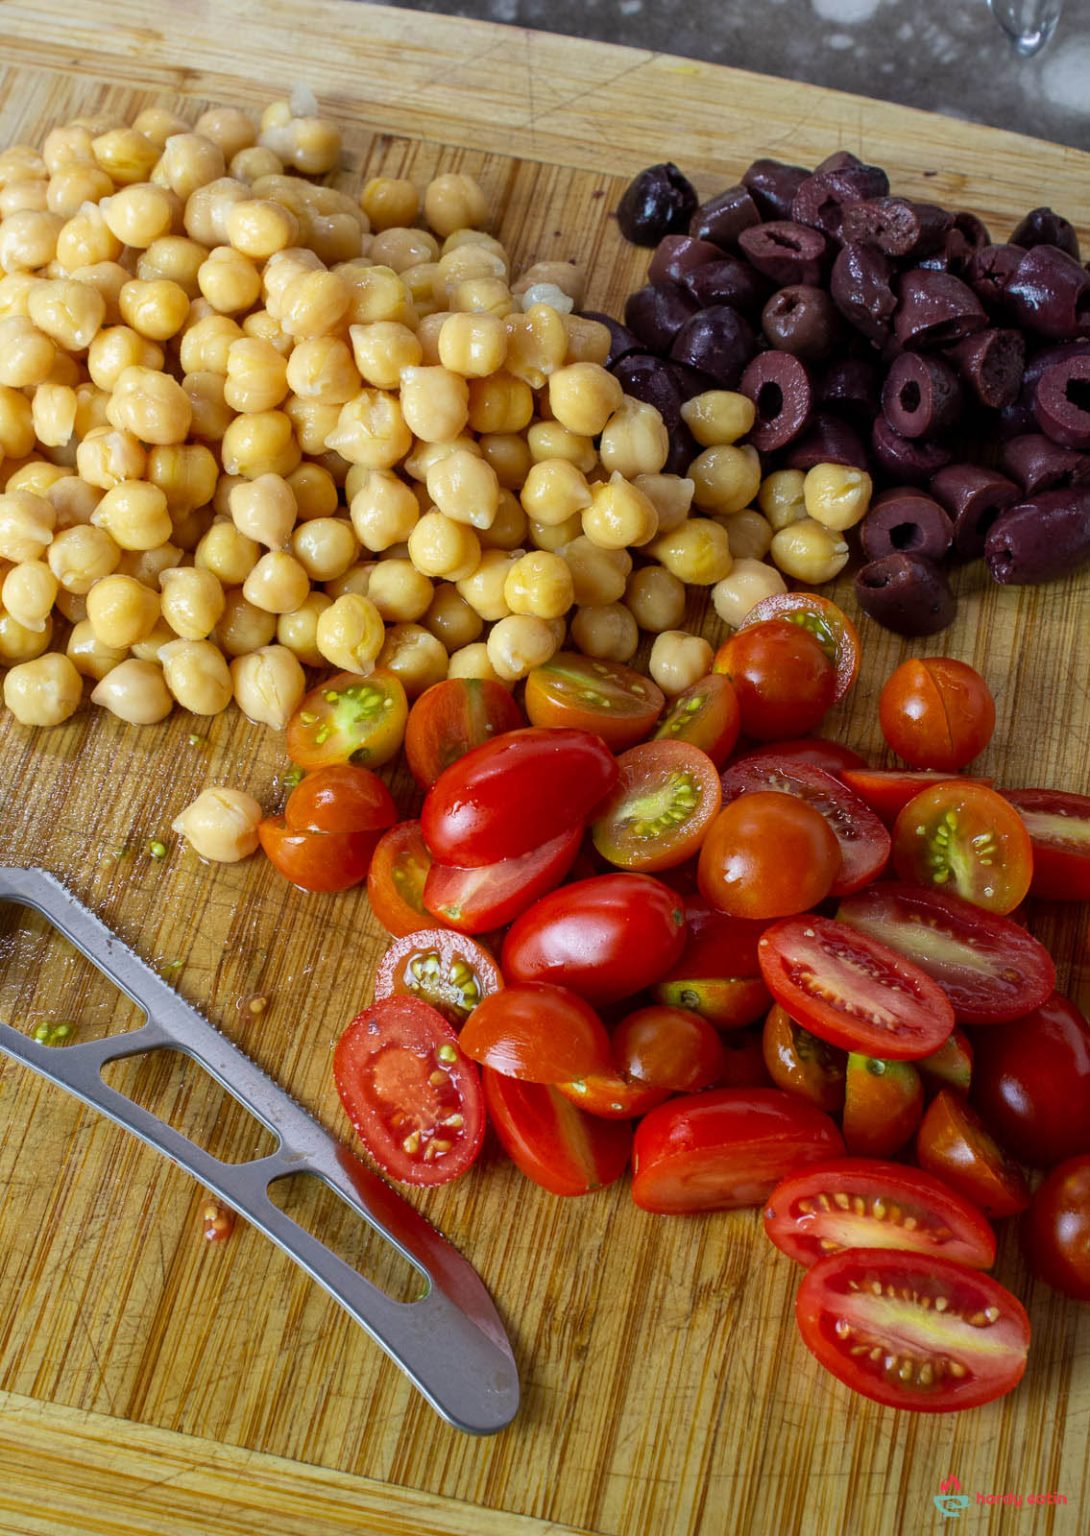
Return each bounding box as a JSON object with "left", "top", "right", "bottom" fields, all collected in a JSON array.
[
  {"left": 899, "top": 381, "right": 922, "bottom": 414},
  {"left": 757, "top": 381, "right": 784, "bottom": 421},
  {"left": 889, "top": 521, "right": 922, "bottom": 550},
  {"left": 1065, "top": 377, "right": 1090, "bottom": 413}
]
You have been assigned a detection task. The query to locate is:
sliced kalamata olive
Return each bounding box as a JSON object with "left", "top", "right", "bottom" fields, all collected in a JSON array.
[
  {"left": 739, "top": 352, "right": 814, "bottom": 451},
  {"left": 860, "top": 490, "right": 954, "bottom": 563},
  {"left": 624, "top": 282, "right": 700, "bottom": 353},
  {"left": 946, "top": 328, "right": 1025, "bottom": 409},
  {"left": 930, "top": 463, "right": 1020, "bottom": 558},
  {"left": 840, "top": 197, "right": 951, "bottom": 259},
  {"left": 855, "top": 552, "right": 956, "bottom": 635},
  {"left": 669, "top": 305, "right": 756, "bottom": 389},
  {"left": 818, "top": 356, "right": 882, "bottom": 423},
  {"left": 791, "top": 162, "right": 890, "bottom": 240},
  {"left": 1007, "top": 245, "right": 1090, "bottom": 340},
  {"left": 967, "top": 242, "right": 1026, "bottom": 313},
  {"left": 738, "top": 221, "right": 830, "bottom": 287},
  {"left": 830, "top": 242, "right": 897, "bottom": 345},
  {"left": 999, "top": 433, "right": 1090, "bottom": 496},
  {"left": 783, "top": 412, "right": 870, "bottom": 471},
  {"left": 741, "top": 158, "right": 810, "bottom": 222},
  {"left": 648, "top": 235, "right": 725, "bottom": 285},
  {"left": 761, "top": 285, "right": 841, "bottom": 360},
  {"left": 1009, "top": 207, "right": 1081, "bottom": 262},
  {"left": 986, "top": 488, "right": 1090, "bottom": 584},
  {"left": 681, "top": 256, "right": 772, "bottom": 317},
  {"left": 871, "top": 415, "right": 953, "bottom": 485},
  {"left": 893, "top": 270, "right": 987, "bottom": 351},
  {"left": 881, "top": 353, "right": 963, "bottom": 440},
  {"left": 1033, "top": 352, "right": 1090, "bottom": 450},
  {"left": 582, "top": 310, "right": 642, "bottom": 368},
  {"left": 617, "top": 163, "right": 699, "bottom": 245},
  {"left": 610, "top": 353, "right": 688, "bottom": 430},
  {"left": 689, "top": 184, "right": 761, "bottom": 248}
]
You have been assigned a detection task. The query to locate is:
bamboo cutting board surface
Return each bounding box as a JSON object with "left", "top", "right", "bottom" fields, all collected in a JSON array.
[{"left": 0, "top": 4, "right": 1088, "bottom": 1533}]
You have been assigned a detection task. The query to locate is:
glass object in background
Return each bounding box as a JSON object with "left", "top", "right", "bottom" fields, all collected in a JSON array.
[{"left": 988, "top": 0, "right": 1065, "bottom": 56}]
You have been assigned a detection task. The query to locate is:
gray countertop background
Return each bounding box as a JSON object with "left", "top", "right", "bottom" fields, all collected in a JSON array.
[{"left": 349, "top": 0, "right": 1090, "bottom": 155}]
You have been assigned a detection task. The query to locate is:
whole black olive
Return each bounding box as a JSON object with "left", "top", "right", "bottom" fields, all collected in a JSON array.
[
  {"left": 741, "top": 158, "right": 810, "bottom": 221},
  {"left": 689, "top": 184, "right": 761, "bottom": 248},
  {"left": 617, "top": 163, "right": 699, "bottom": 246},
  {"left": 1009, "top": 207, "right": 1080, "bottom": 262},
  {"left": 986, "top": 488, "right": 1090, "bottom": 584},
  {"left": 682, "top": 257, "right": 772, "bottom": 317}
]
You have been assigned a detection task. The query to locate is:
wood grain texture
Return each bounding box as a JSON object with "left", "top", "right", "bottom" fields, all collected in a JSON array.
[{"left": 0, "top": 4, "right": 1088, "bottom": 1535}]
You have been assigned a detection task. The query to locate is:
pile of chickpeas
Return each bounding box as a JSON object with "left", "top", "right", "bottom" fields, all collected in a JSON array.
[{"left": 0, "top": 91, "right": 874, "bottom": 733}]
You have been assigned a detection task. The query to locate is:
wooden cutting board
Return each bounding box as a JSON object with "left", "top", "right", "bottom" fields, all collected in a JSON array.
[{"left": 0, "top": 4, "right": 1088, "bottom": 1533}]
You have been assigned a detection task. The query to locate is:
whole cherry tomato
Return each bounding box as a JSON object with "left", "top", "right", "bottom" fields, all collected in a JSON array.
[
  {"left": 698, "top": 792, "right": 841, "bottom": 919},
  {"left": 259, "top": 823, "right": 381, "bottom": 892},
  {"left": 879, "top": 658, "right": 995, "bottom": 772},
  {"left": 1024, "top": 1156, "right": 1090, "bottom": 1301},
  {"left": 611, "top": 1005, "right": 726, "bottom": 1091},
  {"left": 971, "top": 992, "right": 1090, "bottom": 1168},
  {"left": 714, "top": 619, "right": 837, "bottom": 740},
  {"left": 842, "top": 1053, "right": 924, "bottom": 1158}
]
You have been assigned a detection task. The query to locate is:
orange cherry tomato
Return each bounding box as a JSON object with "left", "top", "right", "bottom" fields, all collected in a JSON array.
[
  {"left": 714, "top": 619, "right": 837, "bottom": 740},
  {"left": 591, "top": 740, "right": 722, "bottom": 872},
  {"left": 892, "top": 781, "right": 1033, "bottom": 915},
  {"left": 842, "top": 1053, "right": 924, "bottom": 1157},
  {"left": 698, "top": 791, "right": 841, "bottom": 918},
  {"left": 366, "top": 820, "right": 434, "bottom": 937},
  {"left": 879, "top": 658, "right": 995, "bottom": 771},
  {"left": 524, "top": 651, "right": 665, "bottom": 749},
  {"left": 285, "top": 670, "right": 408, "bottom": 770}
]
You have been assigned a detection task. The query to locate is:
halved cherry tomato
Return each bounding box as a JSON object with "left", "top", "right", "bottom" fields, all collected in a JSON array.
[
  {"left": 373, "top": 929, "right": 503, "bottom": 1028},
  {"left": 737, "top": 738, "right": 866, "bottom": 776},
  {"left": 421, "top": 727, "right": 617, "bottom": 867},
  {"left": 879, "top": 658, "right": 995, "bottom": 772},
  {"left": 423, "top": 824, "right": 582, "bottom": 934},
  {"left": 403, "top": 677, "right": 524, "bottom": 788},
  {"left": 259, "top": 822, "right": 380, "bottom": 892},
  {"left": 591, "top": 741, "right": 722, "bottom": 872},
  {"left": 698, "top": 792, "right": 841, "bottom": 918},
  {"left": 764, "top": 1159, "right": 996, "bottom": 1269},
  {"left": 283, "top": 764, "right": 397, "bottom": 834},
  {"left": 721, "top": 757, "right": 890, "bottom": 896},
  {"left": 916, "top": 1090, "right": 1030, "bottom": 1217},
  {"left": 758, "top": 916, "right": 956, "bottom": 1061},
  {"left": 762, "top": 1004, "right": 846, "bottom": 1113},
  {"left": 482, "top": 1068, "right": 632, "bottom": 1194},
  {"left": 970, "top": 992, "right": 1090, "bottom": 1168},
  {"left": 795, "top": 1248, "right": 1029, "bottom": 1412},
  {"left": 555, "top": 1073, "right": 670, "bottom": 1119},
  {"left": 459, "top": 983, "right": 613, "bottom": 1084},
  {"left": 892, "top": 782, "right": 1033, "bottom": 915},
  {"left": 652, "top": 906, "right": 770, "bottom": 1028},
  {"left": 612, "top": 1005, "right": 725, "bottom": 1091},
  {"left": 835, "top": 883, "right": 1055, "bottom": 1025},
  {"left": 501, "top": 873, "right": 687, "bottom": 1006},
  {"left": 524, "top": 651, "right": 665, "bottom": 749},
  {"left": 631, "top": 1088, "right": 844, "bottom": 1213},
  {"left": 653, "top": 673, "right": 741, "bottom": 765},
  {"left": 1024, "top": 1156, "right": 1090, "bottom": 1301},
  {"left": 714, "top": 619, "right": 837, "bottom": 739},
  {"left": 333, "top": 996, "right": 484, "bottom": 1186},
  {"left": 286, "top": 670, "right": 408, "bottom": 770},
  {"left": 840, "top": 768, "right": 993, "bottom": 825},
  {"left": 1003, "top": 788, "right": 1090, "bottom": 900},
  {"left": 842, "top": 1054, "right": 923, "bottom": 1157},
  {"left": 919, "top": 1029, "right": 973, "bottom": 1096},
  {"left": 366, "top": 821, "right": 434, "bottom": 937},
  {"left": 737, "top": 592, "right": 860, "bottom": 701}
]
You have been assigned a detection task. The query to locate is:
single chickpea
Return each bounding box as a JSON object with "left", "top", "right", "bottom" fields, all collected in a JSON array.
[
  {"left": 258, "top": 103, "right": 341, "bottom": 177},
  {"left": 0, "top": 145, "right": 47, "bottom": 185},
  {"left": 90, "top": 657, "right": 172, "bottom": 722},
  {"left": 376, "top": 622, "right": 447, "bottom": 697},
  {"left": 279, "top": 269, "right": 350, "bottom": 338},
  {"left": 757, "top": 469, "right": 808, "bottom": 532},
  {"left": 435, "top": 312, "right": 506, "bottom": 379},
  {"left": 680, "top": 391, "right": 756, "bottom": 447},
  {"left": 288, "top": 463, "right": 339, "bottom": 521},
  {"left": 276, "top": 591, "right": 331, "bottom": 666},
  {"left": 47, "top": 523, "right": 120, "bottom": 592},
  {"left": 520, "top": 458, "right": 592, "bottom": 528},
  {"left": 284, "top": 395, "right": 342, "bottom": 457},
  {"left": 66, "top": 618, "right": 126, "bottom": 681},
  {"left": 425, "top": 449, "right": 500, "bottom": 531},
  {"left": 485, "top": 613, "right": 559, "bottom": 682},
  {"left": 624, "top": 565, "right": 686, "bottom": 632},
  {"left": 2, "top": 560, "right": 58, "bottom": 631},
  {"left": 26, "top": 277, "right": 106, "bottom": 350},
  {"left": 229, "top": 644, "right": 305, "bottom": 728},
  {"left": 291, "top": 517, "right": 358, "bottom": 582},
  {"left": 137, "top": 235, "right": 208, "bottom": 295},
  {"left": 107, "top": 365, "right": 192, "bottom": 445},
  {"left": 0, "top": 316, "right": 56, "bottom": 387},
  {"left": 582, "top": 475, "right": 658, "bottom": 551},
  {"left": 547, "top": 363, "right": 624, "bottom": 438},
  {"left": 338, "top": 264, "right": 414, "bottom": 327},
  {"left": 0, "top": 385, "right": 36, "bottom": 456},
  {"left": 504, "top": 305, "right": 567, "bottom": 388},
  {"left": 647, "top": 517, "right": 733, "bottom": 585},
  {"left": 132, "top": 107, "right": 191, "bottom": 149},
  {"left": 117, "top": 278, "right": 189, "bottom": 340},
  {"left": 0, "top": 491, "right": 55, "bottom": 562},
  {"left": 526, "top": 418, "right": 598, "bottom": 473},
  {"left": 76, "top": 426, "right": 146, "bottom": 490},
  {"left": 719, "top": 507, "right": 773, "bottom": 562},
  {"left": 195, "top": 520, "right": 260, "bottom": 585},
  {"left": 0, "top": 272, "right": 41, "bottom": 320},
  {"left": 178, "top": 312, "right": 242, "bottom": 374},
  {"left": 171, "top": 785, "right": 263, "bottom": 861},
  {"left": 241, "top": 550, "right": 310, "bottom": 614},
  {"left": 183, "top": 177, "right": 249, "bottom": 246},
  {"left": 225, "top": 197, "right": 298, "bottom": 259},
  {"left": 447, "top": 640, "right": 507, "bottom": 685},
  {"left": 400, "top": 260, "right": 439, "bottom": 317},
  {"left": 598, "top": 398, "right": 670, "bottom": 478},
  {"left": 181, "top": 372, "right": 232, "bottom": 443},
  {"left": 55, "top": 201, "right": 120, "bottom": 267},
  {"left": 407, "top": 510, "right": 480, "bottom": 582},
  {"left": 158, "top": 637, "right": 232, "bottom": 714},
  {"left": 570, "top": 602, "right": 639, "bottom": 663},
  {"left": 562, "top": 316, "right": 611, "bottom": 368},
  {"left": 0, "top": 608, "right": 53, "bottom": 663},
  {"left": 423, "top": 173, "right": 489, "bottom": 238},
  {"left": 769, "top": 519, "right": 850, "bottom": 584},
  {"left": 116, "top": 541, "right": 184, "bottom": 587},
  {"left": 690, "top": 444, "right": 762, "bottom": 515},
  {"left": 446, "top": 275, "right": 514, "bottom": 317},
  {"left": 323, "top": 389, "right": 412, "bottom": 469},
  {"left": 315, "top": 592, "right": 385, "bottom": 673},
  {"left": 90, "top": 480, "right": 172, "bottom": 551},
  {"left": 102, "top": 183, "right": 174, "bottom": 247},
  {"left": 350, "top": 469, "right": 419, "bottom": 552},
  {"left": 324, "top": 561, "right": 375, "bottom": 600},
  {"left": 478, "top": 433, "right": 533, "bottom": 494},
  {"left": 42, "top": 124, "right": 96, "bottom": 174},
  {"left": 366, "top": 558, "right": 434, "bottom": 622},
  {"left": 370, "top": 227, "right": 438, "bottom": 273},
  {"left": 558, "top": 535, "right": 629, "bottom": 608},
  {"left": 87, "top": 326, "right": 164, "bottom": 391},
  {"left": 649, "top": 631, "right": 714, "bottom": 697},
  {"left": 64, "top": 259, "right": 129, "bottom": 324},
  {"left": 159, "top": 566, "right": 226, "bottom": 640},
  {"left": 145, "top": 443, "right": 218, "bottom": 517},
  {"left": 465, "top": 372, "right": 532, "bottom": 437},
  {"left": 214, "top": 589, "right": 278, "bottom": 656},
  {"left": 711, "top": 558, "right": 788, "bottom": 628},
  {"left": 0, "top": 210, "right": 64, "bottom": 272},
  {"left": 2, "top": 180, "right": 50, "bottom": 218},
  {"left": 502, "top": 549, "right": 574, "bottom": 620},
  {"left": 3, "top": 650, "right": 82, "bottom": 726},
  {"left": 514, "top": 260, "right": 587, "bottom": 309},
  {"left": 402, "top": 433, "right": 479, "bottom": 485},
  {"left": 195, "top": 108, "right": 258, "bottom": 163},
  {"left": 230, "top": 145, "right": 283, "bottom": 183},
  {"left": 344, "top": 322, "right": 422, "bottom": 393},
  {"left": 456, "top": 547, "right": 518, "bottom": 621},
  {"left": 285, "top": 335, "right": 360, "bottom": 403},
  {"left": 223, "top": 336, "right": 289, "bottom": 413},
  {"left": 86, "top": 573, "right": 160, "bottom": 647},
  {"left": 92, "top": 128, "right": 158, "bottom": 185},
  {"left": 196, "top": 246, "right": 261, "bottom": 314},
  {"left": 31, "top": 382, "right": 77, "bottom": 449},
  {"left": 151, "top": 132, "right": 226, "bottom": 200},
  {"left": 424, "top": 582, "right": 482, "bottom": 651},
  {"left": 220, "top": 410, "right": 300, "bottom": 478},
  {"left": 361, "top": 178, "right": 419, "bottom": 231},
  {"left": 48, "top": 474, "right": 102, "bottom": 531},
  {"left": 803, "top": 463, "right": 873, "bottom": 531}
]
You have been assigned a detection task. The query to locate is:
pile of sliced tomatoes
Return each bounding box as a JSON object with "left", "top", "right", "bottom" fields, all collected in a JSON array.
[{"left": 265, "top": 592, "right": 1090, "bottom": 1416}]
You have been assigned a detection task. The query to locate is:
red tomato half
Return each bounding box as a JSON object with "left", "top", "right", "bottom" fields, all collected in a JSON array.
[
  {"left": 259, "top": 822, "right": 380, "bottom": 892},
  {"left": 796, "top": 1249, "right": 1029, "bottom": 1412},
  {"left": 286, "top": 670, "right": 408, "bottom": 769},
  {"left": 916, "top": 1090, "right": 1031, "bottom": 1217},
  {"left": 737, "top": 592, "right": 860, "bottom": 701},
  {"left": 421, "top": 727, "right": 618, "bottom": 867},
  {"left": 835, "top": 883, "right": 1055, "bottom": 1025},
  {"left": 523, "top": 652, "right": 665, "bottom": 749},
  {"left": 404, "top": 677, "right": 524, "bottom": 788},
  {"left": 721, "top": 757, "right": 890, "bottom": 896},
  {"left": 971, "top": 992, "right": 1090, "bottom": 1168},
  {"left": 1004, "top": 788, "right": 1090, "bottom": 900},
  {"left": 460, "top": 983, "right": 613, "bottom": 1084},
  {"left": 654, "top": 673, "right": 741, "bottom": 765},
  {"left": 758, "top": 916, "right": 956, "bottom": 1061},
  {"left": 373, "top": 929, "right": 503, "bottom": 1028},
  {"left": 366, "top": 821, "right": 433, "bottom": 937},
  {"left": 879, "top": 658, "right": 995, "bottom": 772},
  {"left": 423, "top": 824, "right": 582, "bottom": 934},
  {"left": 501, "top": 873, "right": 687, "bottom": 1006},
  {"left": 555, "top": 1073, "right": 671, "bottom": 1120},
  {"left": 333, "top": 997, "right": 484, "bottom": 1186},
  {"left": 631, "top": 1088, "right": 844, "bottom": 1213},
  {"left": 591, "top": 741, "right": 722, "bottom": 872},
  {"left": 482, "top": 1068, "right": 632, "bottom": 1195},
  {"left": 763, "top": 1159, "right": 997, "bottom": 1269},
  {"left": 736, "top": 738, "right": 867, "bottom": 777},
  {"left": 892, "top": 782, "right": 1033, "bottom": 915},
  {"left": 840, "top": 768, "right": 992, "bottom": 825},
  {"left": 283, "top": 764, "right": 397, "bottom": 834}
]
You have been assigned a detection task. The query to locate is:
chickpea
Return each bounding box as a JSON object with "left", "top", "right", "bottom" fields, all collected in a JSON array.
[
  {"left": 690, "top": 444, "right": 762, "bottom": 515},
  {"left": 288, "top": 517, "right": 356, "bottom": 583},
  {"left": 719, "top": 507, "right": 773, "bottom": 562},
  {"left": 181, "top": 371, "right": 232, "bottom": 442},
  {"left": 222, "top": 336, "right": 289, "bottom": 414},
  {"left": 107, "top": 365, "right": 192, "bottom": 445},
  {"left": 195, "top": 246, "right": 261, "bottom": 314},
  {"left": 447, "top": 640, "right": 508, "bottom": 685},
  {"left": 361, "top": 177, "right": 419, "bottom": 231},
  {"left": 48, "top": 473, "right": 102, "bottom": 530},
  {"left": 102, "top": 183, "right": 174, "bottom": 247},
  {"left": 758, "top": 469, "right": 809, "bottom": 532},
  {"left": 65, "top": 260, "right": 129, "bottom": 325},
  {"left": 339, "top": 264, "right": 414, "bottom": 327},
  {"left": 423, "top": 174, "right": 489, "bottom": 238},
  {"left": 769, "top": 518, "right": 850, "bottom": 584},
  {"left": 315, "top": 592, "right": 385, "bottom": 673},
  {"left": 42, "top": 125, "right": 95, "bottom": 174},
  {"left": 486, "top": 613, "right": 559, "bottom": 682},
  {"left": 582, "top": 476, "right": 658, "bottom": 551},
  {"left": 0, "top": 385, "right": 36, "bottom": 456},
  {"left": 425, "top": 448, "right": 500, "bottom": 532},
  {"left": 279, "top": 269, "right": 350, "bottom": 339},
  {"left": 403, "top": 433, "right": 479, "bottom": 485},
  {"left": 0, "top": 210, "right": 64, "bottom": 272},
  {"left": 649, "top": 631, "right": 714, "bottom": 697},
  {"left": 0, "top": 272, "right": 41, "bottom": 320},
  {"left": 285, "top": 335, "right": 359, "bottom": 404},
  {"left": 220, "top": 410, "right": 300, "bottom": 478},
  {"left": 229, "top": 644, "right": 305, "bottom": 728},
  {"left": 711, "top": 558, "right": 788, "bottom": 629},
  {"left": 526, "top": 419, "right": 597, "bottom": 474},
  {"left": 504, "top": 305, "right": 567, "bottom": 388},
  {"left": 92, "top": 128, "right": 158, "bottom": 185},
  {"left": 66, "top": 618, "right": 126, "bottom": 681},
  {"left": 647, "top": 518, "right": 733, "bottom": 585},
  {"left": 195, "top": 520, "right": 260, "bottom": 585},
  {"left": 118, "top": 277, "right": 189, "bottom": 340},
  {"left": 2, "top": 560, "right": 57, "bottom": 631},
  {"left": 424, "top": 583, "right": 482, "bottom": 651},
  {"left": 230, "top": 146, "right": 283, "bottom": 183},
  {"left": 433, "top": 312, "right": 505, "bottom": 379},
  {"left": 3, "top": 650, "right": 82, "bottom": 726},
  {"left": 178, "top": 313, "right": 242, "bottom": 374},
  {"left": 87, "top": 326, "right": 163, "bottom": 391},
  {"left": 158, "top": 566, "right": 226, "bottom": 640},
  {"left": 214, "top": 589, "right": 278, "bottom": 656},
  {"left": 86, "top": 573, "right": 160, "bottom": 647},
  {"left": 137, "top": 236, "right": 208, "bottom": 296},
  {"left": 276, "top": 590, "right": 331, "bottom": 665},
  {"left": 362, "top": 559, "right": 431, "bottom": 623},
  {"left": 55, "top": 200, "right": 120, "bottom": 267},
  {"left": 195, "top": 108, "right": 258, "bottom": 163},
  {"left": 258, "top": 102, "right": 341, "bottom": 177},
  {"left": 350, "top": 469, "right": 419, "bottom": 552},
  {"left": 502, "top": 550, "right": 574, "bottom": 620},
  {"left": 401, "top": 260, "right": 440, "bottom": 317},
  {"left": 284, "top": 395, "right": 341, "bottom": 457},
  {"left": 547, "top": 363, "right": 624, "bottom": 438},
  {"left": 454, "top": 547, "right": 516, "bottom": 621},
  {"left": 324, "top": 390, "right": 412, "bottom": 469},
  {"left": 513, "top": 260, "right": 586, "bottom": 310},
  {"left": 556, "top": 535, "right": 627, "bottom": 608},
  {"left": 0, "top": 490, "right": 55, "bottom": 562},
  {"left": 0, "top": 608, "right": 52, "bottom": 663},
  {"left": 89, "top": 657, "right": 171, "bottom": 722},
  {"left": 171, "top": 786, "right": 263, "bottom": 861},
  {"left": 569, "top": 603, "right": 639, "bottom": 663},
  {"left": 183, "top": 177, "right": 249, "bottom": 246},
  {"left": 31, "top": 382, "right": 77, "bottom": 448},
  {"left": 376, "top": 622, "right": 447, "bottom": 698},
  {"left": 680, "top": 390, "right": 756, "bottom": 447},
  {"left": 407, "top": 510, "right": 480, "bottom": 581},
  {"left": 116, "top": 541, "right": 183, "bottom": 587},
  {"left": 288, "top": 463, "right": 339, "bottom": 521},
  {"left": 624, "top": 565, "right": 686, "bottom": 632},
  {"left": 157, "top": 637, "right": 232, "bottom": 714},
  {"left": 598, "top": 398, "right": 670, "bottom": 478},
  {"left": 25, "top": 277, "right": 105, "bottom": 350},
  {"left": 0, "top": 145, "right": 47, "bottom": 185},
  {"left": 520, "top": 458, "right": 592, "bottom": 527},
  {"left": 370, "top": 227, "right": 438, "bottom": 273},
  {"left": 324, "top": 561, "right": 375, "bottom": 600},
  {"left": 48, "top": 523, "right": 120, "bottom": 592},
  {"left": 803, "top": 463, "right": 873, "bottom": 531},
  {"left": 90, "top": 480, "right": 172, "bottom": 551},
  {"left": 633, "top": 474, "right": 694, "bottom": 537},
  {"left": 241, "top": 550, "right": 310, "bottom": 614},
  {"left": 0, "top": 316, "right": 55, "bottom": 387},
  {"left": 132, "top": 107, "right": 191, "bottom": 149},
  {"left": 478, "top": 433, "right": 533, "bottom": 493}
]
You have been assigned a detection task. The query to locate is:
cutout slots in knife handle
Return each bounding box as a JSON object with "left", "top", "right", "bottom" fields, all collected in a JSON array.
[{"left": 0, "top": 866, "right": 519, "bottom": 1436}]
